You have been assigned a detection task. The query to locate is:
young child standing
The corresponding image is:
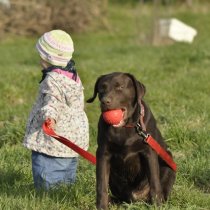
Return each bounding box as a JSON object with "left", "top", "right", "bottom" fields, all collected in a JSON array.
[{"left": 23, "top": 29, "right": 89, "bottom": 190}]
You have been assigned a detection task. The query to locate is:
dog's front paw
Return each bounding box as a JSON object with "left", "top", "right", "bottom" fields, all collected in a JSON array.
[
  {"left": 97, "top": 194, "right": 109, "bottom": 210},
  {"left": 97, "top": 204, "right": 108, "bottom": 210},
  {"left": 149, "top": 191, "right": 165, "bottom": 206},
  {"left": 97, "top": 199, "right": 109, "bottom": 210}
]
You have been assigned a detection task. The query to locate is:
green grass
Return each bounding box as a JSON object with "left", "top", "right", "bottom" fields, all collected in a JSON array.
[{"left": 0, "top": 2, "right": 210, "bottom": 210}]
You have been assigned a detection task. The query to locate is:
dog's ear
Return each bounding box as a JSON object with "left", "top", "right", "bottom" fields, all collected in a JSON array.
[
  {"left": 125, "top": 73, "right": 146, "bottom": 101},
  {"left": 86, "top": 76, "right": 103, "bottom": 103},
  {"left": 137, "top": 81, "right": 146, "bottom": 99}
]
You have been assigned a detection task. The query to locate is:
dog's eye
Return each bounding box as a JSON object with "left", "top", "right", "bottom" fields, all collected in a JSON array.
[{"left": 116, "top": 85, "right": 124, "bottom": 90}]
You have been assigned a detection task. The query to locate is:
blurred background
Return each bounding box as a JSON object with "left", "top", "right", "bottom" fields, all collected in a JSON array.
[
  {"left": 0, "top": 0, "right": 208, "bottom": 40},
  {"left": 0, "top": 1, "right": 210, "bottom": 209}
]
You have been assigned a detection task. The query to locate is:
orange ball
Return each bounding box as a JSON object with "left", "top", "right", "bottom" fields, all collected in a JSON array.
[{"left": 102, "top": 109, "right": 123, "bottom": 125}]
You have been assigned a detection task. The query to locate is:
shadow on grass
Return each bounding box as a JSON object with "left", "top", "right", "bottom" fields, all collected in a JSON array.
[
  {"left": 192, "top": 168, "right": 210, "bottom": 193},
  {"left": 0, "top": 169, "right": 34, "bottom": 195}
]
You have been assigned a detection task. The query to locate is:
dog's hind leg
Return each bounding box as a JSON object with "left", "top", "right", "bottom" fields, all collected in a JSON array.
[
  {"left": 160, "top": 166, "right": 176, "bottom": 201},
  {"left": 131, "top": 183, "right": 150, "bottom": 202}
]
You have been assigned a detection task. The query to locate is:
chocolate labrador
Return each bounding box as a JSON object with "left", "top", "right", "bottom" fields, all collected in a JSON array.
[{"left": 87, "top": 72, "right": 176, "bottom": 210}]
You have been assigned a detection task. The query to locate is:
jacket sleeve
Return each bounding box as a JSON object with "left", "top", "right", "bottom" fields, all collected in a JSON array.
[{"left": 40, "top": 75, "right": 65, "bottom": 122}]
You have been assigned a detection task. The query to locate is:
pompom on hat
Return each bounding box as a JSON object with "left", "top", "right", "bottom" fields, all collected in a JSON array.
[{"left": 36, "top": 29, "right": 74, "bottom": 67}]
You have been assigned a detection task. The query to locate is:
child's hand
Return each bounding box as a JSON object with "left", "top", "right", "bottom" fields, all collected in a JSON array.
[{"left": 46, "top": 118, "right": 56, "bottom": 129}]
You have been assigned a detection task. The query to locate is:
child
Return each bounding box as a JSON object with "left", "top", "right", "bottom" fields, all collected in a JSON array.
[{"left": 23, "top": 29, "right": 89, "bottom": 190}]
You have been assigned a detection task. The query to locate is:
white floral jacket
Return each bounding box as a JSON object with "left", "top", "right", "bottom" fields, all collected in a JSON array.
[{"left": 23, "top": 71, "right": 89, "bottom": 157}]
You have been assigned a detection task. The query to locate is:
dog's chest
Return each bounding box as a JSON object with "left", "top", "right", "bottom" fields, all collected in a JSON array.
[
  {"left": 109, "top": 140, "right": 145, "bottom": 183},
  {"left": 107, "top": 127, "right": 141, "bottom": 145},
  {"left": 107, "top": 128, "right": 147, "bottom": 183},
  {"left": 107, "top": 127, "right": 146, "bottom": 157}
]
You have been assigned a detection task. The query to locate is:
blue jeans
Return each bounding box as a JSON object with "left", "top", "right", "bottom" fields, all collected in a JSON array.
[{"left": 32, "top": 151, "right": 78, "bottom": 190}]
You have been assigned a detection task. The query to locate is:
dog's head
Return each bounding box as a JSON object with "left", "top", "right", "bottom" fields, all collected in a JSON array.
[{"left": 87, "top": 72, "right": 146, "bottom": 127}]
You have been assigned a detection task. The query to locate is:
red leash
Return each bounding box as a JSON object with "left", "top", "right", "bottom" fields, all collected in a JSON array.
[
  {"left": 42, "top": 120, "right": 96, "bottom": 165},
  {"left": 127, "top": 124, "right": 177, "bottom": 172},
  {"left": 145, "top": 134, "right": 177, "bottom": 171},
  {"left": 126, "top": 102, "right": 177, "bottom": 172}
]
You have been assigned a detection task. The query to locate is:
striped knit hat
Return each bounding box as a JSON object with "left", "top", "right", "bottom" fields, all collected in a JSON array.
[{"left": 36, "top": 29, "right": 74, "bottom": 67}]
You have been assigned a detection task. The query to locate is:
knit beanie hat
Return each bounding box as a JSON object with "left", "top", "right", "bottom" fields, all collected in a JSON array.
[{"left": 36, "top": 29, "right": 74, "bottom": 67}]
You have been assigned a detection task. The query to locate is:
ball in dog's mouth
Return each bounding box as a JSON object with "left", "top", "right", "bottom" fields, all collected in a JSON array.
[{"left": 102, "top": 109, "right": 126, "bottom": 127}]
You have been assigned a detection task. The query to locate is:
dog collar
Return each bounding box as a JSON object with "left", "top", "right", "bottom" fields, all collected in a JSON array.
[{"left": 123, "top": 101, "right": 145, "bottom": 129}]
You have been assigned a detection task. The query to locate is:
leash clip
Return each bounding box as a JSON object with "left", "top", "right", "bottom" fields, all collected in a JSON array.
[{"left": 135, "top": 123, "right": 149, "bottom": 141}]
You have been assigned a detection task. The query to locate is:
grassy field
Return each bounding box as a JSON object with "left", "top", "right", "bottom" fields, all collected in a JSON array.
[{"left": 0, "top": 2, "right": 210, "bottom": 210}]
